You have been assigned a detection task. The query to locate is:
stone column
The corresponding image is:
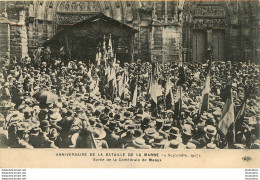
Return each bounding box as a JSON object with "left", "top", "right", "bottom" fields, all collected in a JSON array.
[
  {"left": 207, "top": 29, "right": 212, "bottom": 48},
  {"left": 0, "top": 15, "right": 11, "bottom": 62},
  {"left": 18, "top": 9, "right": 28, "bottom": 58}
]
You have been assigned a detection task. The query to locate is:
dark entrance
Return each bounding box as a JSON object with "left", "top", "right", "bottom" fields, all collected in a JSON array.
[
  {"left": 192, "top": 29, "right": 207, "bottom": 63},
  {"left": 212, "top": 30, "right": 225, "bottom": 61}
]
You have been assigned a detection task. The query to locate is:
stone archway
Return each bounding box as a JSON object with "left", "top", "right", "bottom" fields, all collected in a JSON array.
[
  {"left": 182, "top": 1, "right": 257, "bottom": 63},
  {"left": 183, "top": 1, "right": 230, "bottom": 63}
]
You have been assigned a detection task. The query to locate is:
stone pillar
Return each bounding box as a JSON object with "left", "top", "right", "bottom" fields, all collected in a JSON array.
[
  {"left": 207, "top": 29, "right": 212, "bottom": 48},
  {"left": 0, "top": 15, "right": 11, "bottom": 62},
  {"left": 18, "top": 10, "right": 28, "bottom": 58}
]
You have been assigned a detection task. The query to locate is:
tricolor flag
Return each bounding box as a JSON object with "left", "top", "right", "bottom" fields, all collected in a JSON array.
[
  {"left": 174, "top": 66, "right": 185, "bottom": 118},
  {"left": 108, "top": 34, "right": 114, "bottom": 58},
  {"left": 165, "top": 77, "right": 174, "bottom": 110},
  {"left": 199, "top": 58, "right": 211, "bottom": 114},
  {"left": 174, "top": 85, "right": 182, "bottom": 118},
  {"left": 131, "top": 83, "right": 138, "bottom": 107},
  {"left": 108, "top": 65, "right": 117, "bottom": 101},
  {"left": 234, "top": 97, "right": 247, "bottom": 136},
  {"left": 96, "top": 46, "right": 101, "bottom": 66},
  {"left": 218, "top": 89, "right": 235, "bottom": 136},
  {"left": 199, "top": 72, "right": 211, "bottom": 114},
  {"left": 102, "top": 36, "right": 107, "bottom": 66},
  {"left": 118, "top": 72, "right": 125, "bottom": 98},
  {"left": 150, "top": 68, "right": 158, "bottom": 105},
  {"left": 149, "top": 63, "right": 158, "bottom": 116}
]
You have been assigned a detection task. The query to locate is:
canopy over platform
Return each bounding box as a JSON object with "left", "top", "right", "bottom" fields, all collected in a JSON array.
[{"left": 48, "top": 13, "right": 138, "bottom": 63}]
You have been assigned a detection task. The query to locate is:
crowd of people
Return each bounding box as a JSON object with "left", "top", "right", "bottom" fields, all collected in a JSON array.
[{"left": 0, "top": 47, "right": 259, "bottom": 149}]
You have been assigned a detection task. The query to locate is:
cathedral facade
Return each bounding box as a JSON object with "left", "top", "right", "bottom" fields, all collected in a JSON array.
[{"left": 0, "top": 1, "right": 259, "bottom": 64}]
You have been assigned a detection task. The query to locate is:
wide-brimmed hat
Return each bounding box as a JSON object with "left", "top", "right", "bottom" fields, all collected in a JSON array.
[
  {"left": 144, "top": 128, "right": 159, "bottom": 139},
  {"left": 30, "top": 126, "right": 41, "bottom": 135},
  {"left": 133, "top": 138, "right": 148, "bottom": 149},
  {"left": 151, "top": 135, "right": 165, "bottom": 146},
  {"left": 49, "top": 113, "right": 62, "bottom": 122},
  {"left": 186, "top": 142, "right": 196, "bottom": 149},
  {"left": 169, "top": 140, "right": 180, "bottom": 149},
  {"left": 204, "top": 125, "right": 217, "bottom": 136},
  {"left": 206, "top": 143, "right": 217, "bottom": 149},
  {"left": 6, "top": 112, "right": 24, "bottom": 122}
]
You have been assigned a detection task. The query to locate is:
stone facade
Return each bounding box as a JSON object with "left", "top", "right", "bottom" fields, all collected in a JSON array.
[
  {"left": 0, "top": 1, "right": 259, "bottom": 63},
  {"left": 0, "top": 17, "right": 10, "bottom": 61}
]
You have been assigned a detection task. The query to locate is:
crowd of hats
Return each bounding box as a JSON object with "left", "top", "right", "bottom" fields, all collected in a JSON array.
[{"left": 0, "top": 58, "right": 259, "bottom": 149}]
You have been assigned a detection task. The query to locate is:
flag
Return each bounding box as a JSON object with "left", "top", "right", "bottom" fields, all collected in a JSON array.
[
  {"left": 174, "top": 65, "right": 185, "bottom": 118},
  {"left": 165, "top": 77, "right": 174, "bottom": 110},
  {"left": 131, "top": 83, "right": 138, "bottom": 107},
  {"left": 108, "top": 34, "right": 114, "bottom": 58},
  {"left": 102, "top": 36, "right": 107, "bottom": 65},
  {"left": 149, "top": 64, "right": 158, "bottom": 116},
  {"left": 199, "top": 58, "right": 211, "bottom": 114},
  {"left": 150, "top": 69, "right": 158, "bottom": 104},
  {"left": 174, "top": 85, "right": 182, "bottom": 118},
  {"left": 118, "top": 72, "right": 124, "bottom": 98},
  {"left": 234, "top": 97, "right": 247, "bottom": 134},
  {"left": 218, "top": 89, "right": 235, "bottom": 135},
  {"left": 96, "top": 46, "right": 101, "bottom": 66},
  {"left": 199, "top": 72, "right": 210, "bottom": 114},
  {"left": 106, "top": 59, "right": 118, "bottom": 102}
]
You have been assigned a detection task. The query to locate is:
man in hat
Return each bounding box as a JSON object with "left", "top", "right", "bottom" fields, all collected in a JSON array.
[
  {"left": 143, "top": 128, "right": 159, "bottom": 146},
  {"left": 151, "top": 135, "right": 166, "bottom": 149},
  {"left": 104, "top": 121, "right": 122, "bottom": 148},
  {"left": 13, "top": 122, "right": 33, "bottom": 149},
  {"left": 167, "top": 140, "right": 181, "bottom": 149},
  {"left": 198, "top": 125, "right": 218, "bottom": 148},
  {"left": 47, "top": 128, "right": 60, "bottom": 148},
  {"left": 121, "top": 130, "right": 135, "bottom": 149},
  {"left": 92, "top": 127, "right": 108, "bottom": 149},
  {"left": 38, "top": 120, "right": 53, "bottom": 148},
  {"left": 28, "top": 125, "right": 41, "bottom": 148},
  {"left": 132, "top": 137, "right": 151, "bottom": 149},
  {"left": 178, "top": 124, "right": 193, "bottom": 149}
]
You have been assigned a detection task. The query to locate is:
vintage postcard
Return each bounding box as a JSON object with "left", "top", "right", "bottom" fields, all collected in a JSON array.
[{"left": 0, "top": 0, "right": 259, "bottom": 168}]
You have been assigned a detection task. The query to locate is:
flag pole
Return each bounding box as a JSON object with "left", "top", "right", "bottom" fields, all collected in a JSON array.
[{"left": 179, "top": 85, "right": 182, "bottom": 118}]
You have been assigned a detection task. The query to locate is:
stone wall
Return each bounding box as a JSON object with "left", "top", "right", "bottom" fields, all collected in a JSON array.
[
  {"left": 0, "top": 1, "right": 258, "bottom": 63},
  {"left": 0, "top": 21, "right": 10, "bottom": 61}
]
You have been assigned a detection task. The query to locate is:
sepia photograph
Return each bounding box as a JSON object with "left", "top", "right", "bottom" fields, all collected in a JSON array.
[{"left": 0, "top": 0, "right": 259, "bottom": 168}]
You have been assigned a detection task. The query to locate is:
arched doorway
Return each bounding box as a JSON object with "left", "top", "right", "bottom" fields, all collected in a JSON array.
[{"left": 183, "top": 2, "right": 229, "bottom": 63}]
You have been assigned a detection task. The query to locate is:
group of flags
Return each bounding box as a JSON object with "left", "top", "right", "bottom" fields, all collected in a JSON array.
[
  {"left": 95, "top": 35, "right": 246, "bottom": 145},
  {"left": 145, "top": 57, "right": 246, "bottom": 145},
  {"left": 199, "top": 59, "right": 247, "bottom": 144},
  {"left": 147, "top": 62, "right": 182, "bottom": 118}
]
